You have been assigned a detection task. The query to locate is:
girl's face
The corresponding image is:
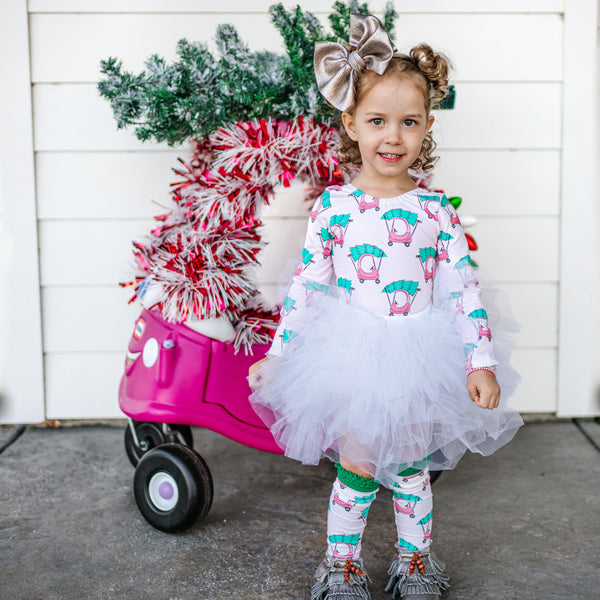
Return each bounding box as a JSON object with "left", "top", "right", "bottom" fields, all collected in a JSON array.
[{"left": 342, "top": 74, "right": 434, "bottom": 192}]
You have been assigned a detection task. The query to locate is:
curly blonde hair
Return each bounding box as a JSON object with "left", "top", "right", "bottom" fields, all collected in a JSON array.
[{"left": 338, "top": 44, "right": 452, "bottom": 173}]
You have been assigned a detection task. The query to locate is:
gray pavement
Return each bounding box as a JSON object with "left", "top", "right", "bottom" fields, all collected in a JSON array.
[{"left": 0, "top": 419, "right": 599, "bottom": 600}]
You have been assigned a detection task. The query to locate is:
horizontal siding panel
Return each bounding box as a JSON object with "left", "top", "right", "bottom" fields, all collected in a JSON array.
[
  {"left": 434, "top": 83, "right": 562, "bottom": 149},
  {"left": 35, "top": 153, "right": 314, "bottom": 221},
  {"left": 258, "top": 216, "right": 307, "bottom": 284},
  {"left": 28, "top": 0, "right": 565, "bottom": 14},
  {"left": 40, "top": 282, "right": 555, "bottom": 353},
  {"left": 30, "top": 13, "right": 562, "bottom": 83},
  {"left": 507, "top": 348, "right": 557, "bottom": 412},
  {"left": 33, "top": 148, "right": 561, "bottom": 221},
  {"left": 263, "top": 179, "right": 312, "bottom": 219},
  {"left": 38, "top": 219, "right": 152, "bottom": 285},
  {"left": 33, "top": 82, "right": 562, "bottom": 151},
  {"left": 257, "top": 283, "right": 280, "bottom": 307},
  {"left": 45, "top": 352, "right": 124, "bottom": 419},
  {"left": 38, "top": 216, "right": 312, "bottom": 288},
  {"left": 396, "top": 14, "right": 562, "bottom": 82},
  {"left": 489, "top": 283, "right": 558, "bottom": 348},
  {"left": 434, "top": 150, "right": 561, "bottom": 216},
  {"left": 474, "top": 216, "right": 559, "bottom": 282},
  {"left": 42, "top": 286, "right": 140, "bottom": 352},
  {"left": 36, "top": 151, "right": 181, "bottom": 219},
  {"left": 32, "top": 84, "right": 171, "bottom": 152},
  {"left": 30, "top": 13, "right": 283, "bottom": 83}
]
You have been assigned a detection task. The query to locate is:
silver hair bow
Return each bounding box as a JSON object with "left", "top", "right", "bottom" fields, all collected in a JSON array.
[{"left": 314, "top": 13, "right": 396, "bottom": 113}]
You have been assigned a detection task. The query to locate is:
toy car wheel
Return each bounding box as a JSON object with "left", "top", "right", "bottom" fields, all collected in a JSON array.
[
  {"left": 133, "top": 443, "right": 213, "bottom": 533},
  {"left": 124, "top": 421, "right": 194, "bottom": 467}
]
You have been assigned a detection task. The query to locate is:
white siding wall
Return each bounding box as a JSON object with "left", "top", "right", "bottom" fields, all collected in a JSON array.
[{"left": 1, "top": 0, "right": 598, "bottom": 421}]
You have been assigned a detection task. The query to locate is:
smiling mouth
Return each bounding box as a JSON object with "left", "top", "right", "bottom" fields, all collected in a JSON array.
[{"left": 378, "top": 152, "right": 403, "bottom": 161}]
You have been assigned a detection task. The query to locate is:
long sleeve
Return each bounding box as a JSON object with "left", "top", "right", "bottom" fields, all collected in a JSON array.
[
  {"left": 435, "top": 197, "right": 498, "bottom": 372},
  {"left": 268, "top": 194, "right": 334, "bottom": 357}
]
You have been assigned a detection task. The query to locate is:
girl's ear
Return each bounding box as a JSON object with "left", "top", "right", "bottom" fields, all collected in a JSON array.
[
  {"left": 342, "top": 112, "right": 358, "bottom": 141},
  {"left": 425, "top": 114, "right": 435, "bottom": 134}
]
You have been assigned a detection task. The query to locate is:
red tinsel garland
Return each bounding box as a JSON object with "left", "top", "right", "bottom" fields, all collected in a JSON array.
[{"left": 122, "top": 117, "right": 343, "bottom": 352}]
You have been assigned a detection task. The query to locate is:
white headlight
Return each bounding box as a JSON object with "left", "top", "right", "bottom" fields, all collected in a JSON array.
[{"left": 142, "top": 337, "right": 159, "bottom": 367}]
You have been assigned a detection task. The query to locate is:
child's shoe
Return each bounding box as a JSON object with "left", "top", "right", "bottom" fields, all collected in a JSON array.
[
  {"left": 311, "top": 555, "right": 372, "bottom": 600},
  {"left": 385, "top": 547, "right": 449, "bottom": 599}
]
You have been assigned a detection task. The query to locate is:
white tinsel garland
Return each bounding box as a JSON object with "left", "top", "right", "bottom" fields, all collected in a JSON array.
[{"left": 126, "top": 117, "right": 343, "bottom": 352}]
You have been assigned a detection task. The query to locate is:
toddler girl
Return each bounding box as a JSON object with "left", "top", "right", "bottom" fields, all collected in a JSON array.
[{"left": 249, "top": 13, "right": 522, "bottom": 600}]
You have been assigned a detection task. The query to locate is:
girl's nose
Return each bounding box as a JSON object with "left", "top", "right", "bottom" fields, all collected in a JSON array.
[{"left": 384, "top": 125, "right": 402, "bottom": 144}]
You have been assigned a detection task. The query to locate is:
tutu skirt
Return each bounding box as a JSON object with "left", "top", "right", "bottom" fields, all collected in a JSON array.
[{"left": 250, "top": 296, "right": 523, "bottom": 487}]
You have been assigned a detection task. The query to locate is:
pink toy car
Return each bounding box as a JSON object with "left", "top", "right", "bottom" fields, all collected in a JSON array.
[
  {"left": 119, "top": 309, "right": 442, "bottom": 533},
  {"left": 118, "top": 308, "right": 281, "bottom": 532}
]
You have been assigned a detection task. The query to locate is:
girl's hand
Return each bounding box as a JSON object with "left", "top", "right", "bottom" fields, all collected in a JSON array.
[
  {"left": 248, "top": 356, "right": 271, "bottom": 390},
  {"left": 467, "top": 369, "right": 501, "bottom": 410}
]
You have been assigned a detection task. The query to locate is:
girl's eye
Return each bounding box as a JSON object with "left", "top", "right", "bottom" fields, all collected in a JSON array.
[
  {"left": 370, "top": 118, "right": 384, "bottom": 126},
  {"left": 404, "top": 119, "right": 417, "bottom": 127}
]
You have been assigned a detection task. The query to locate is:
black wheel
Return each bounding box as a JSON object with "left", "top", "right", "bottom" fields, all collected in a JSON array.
[
  {"left": 133, "top": 444, "right": 213, "bottom": 532},
  {"left": 125, "top": 421, "right": 194, "bottom": 467},
  {"left": 388, "top": 242, "right": 393, "bottom": 246}
]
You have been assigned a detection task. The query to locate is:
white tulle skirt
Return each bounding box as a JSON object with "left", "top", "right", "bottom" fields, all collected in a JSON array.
[{"left": 249, "top": 296, "right": 523, "bottom": 487}]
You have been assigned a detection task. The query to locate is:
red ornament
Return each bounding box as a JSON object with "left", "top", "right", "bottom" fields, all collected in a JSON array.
[{"left": 465, "top": 233, "right": 478, "bottom": 251}]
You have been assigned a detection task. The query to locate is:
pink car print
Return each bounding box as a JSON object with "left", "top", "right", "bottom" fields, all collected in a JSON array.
[
  {"left": 350, "top": 244, "right": 386, "bottom": 284},
  {"left": 353, "top": 190, "right": 380, "bottom": 213},
  {"left": 332, "top": 492, "right": 356, "bottom": 512},
  {"left": 394, "top": 498, "right": 416, "bottom": 518},
  {"left": 418, "top": 195, "right": 441, "bottom": 221},
  {"left": 469, "top": 309, "right": 492, "bottom": 341}
]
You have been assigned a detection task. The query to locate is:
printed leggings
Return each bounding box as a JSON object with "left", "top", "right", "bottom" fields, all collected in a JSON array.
[{"left": 326, "top": 462, "right": 433, "bottom": 560}]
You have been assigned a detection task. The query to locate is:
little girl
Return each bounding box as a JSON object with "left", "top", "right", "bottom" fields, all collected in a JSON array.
[{"left": 249, "top": 13, "right": 522, "bottom": 600}]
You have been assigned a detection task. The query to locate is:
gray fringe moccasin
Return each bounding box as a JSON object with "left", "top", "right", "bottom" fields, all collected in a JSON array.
[
  {"left": 385, "top": 547, "right": 449, "bottom": 599},
  {"left": 311, "top": 555, "right": 372, "bottom": 600}
]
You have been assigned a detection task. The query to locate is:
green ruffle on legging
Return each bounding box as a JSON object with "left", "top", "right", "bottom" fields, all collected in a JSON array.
[
  {"left": 335, "top": 455, "right": 433, "bottom": 489},
  {"left": 335, "top": 463, "right": 380, "bottom": 492}
]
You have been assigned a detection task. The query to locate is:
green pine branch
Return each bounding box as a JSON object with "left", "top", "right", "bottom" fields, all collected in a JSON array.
[{"left": 97, "top": 1, "right": 396, "bottom": 146}]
